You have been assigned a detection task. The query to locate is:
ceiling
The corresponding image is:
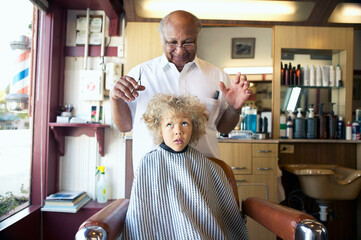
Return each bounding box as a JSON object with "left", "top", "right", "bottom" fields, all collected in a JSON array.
[
  {"left": 123, "top": 0, "right": 361, "bottom": 28},
  {"left": 52, "top": 0, "right": 361, "bottom": 29}
]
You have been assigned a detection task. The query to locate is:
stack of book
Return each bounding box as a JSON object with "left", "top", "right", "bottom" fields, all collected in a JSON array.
[{"left": 41, "top": 191, "right": 91, "bottom": 213}]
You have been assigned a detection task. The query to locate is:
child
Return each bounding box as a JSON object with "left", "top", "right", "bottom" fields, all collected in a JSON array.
[{"left": 123, "top": 94, "right": 249, "bottom": 240}]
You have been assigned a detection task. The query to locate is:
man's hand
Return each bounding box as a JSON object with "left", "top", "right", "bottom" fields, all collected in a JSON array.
[
  {"left": 219, "top": 72, "right": 252, "bottom": 110},
  {"left": 110, "top": 75, "right": 145, "bottom": 102}
]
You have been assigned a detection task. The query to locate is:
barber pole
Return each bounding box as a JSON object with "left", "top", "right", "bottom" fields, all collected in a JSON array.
[{"left": 5, "top": 35, "right": 31, "bottom": 112}]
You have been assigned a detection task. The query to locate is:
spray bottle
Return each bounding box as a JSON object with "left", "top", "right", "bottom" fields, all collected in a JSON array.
[
  {"left": 294, "top": 108, "right": 306, "bottom": 139},
  {"left": 96, "top": 166, "right": 108, "bottom": 203},
  {"left": 306, "top": 105, "right": 317, "bottom": 139}
]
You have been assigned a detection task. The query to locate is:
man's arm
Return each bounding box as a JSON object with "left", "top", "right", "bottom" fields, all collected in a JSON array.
[
  {"left": 217, "top": 72, "right": 251, "bottom": 134},
  {"left": 216, "top": 107, "right": 240, "bottom": 134},
  {"left": 110, "top": 97, "right": 133, "bottom": 132},
  {"left": 109, "top": 74, "right": 145, "bottom": 132}
]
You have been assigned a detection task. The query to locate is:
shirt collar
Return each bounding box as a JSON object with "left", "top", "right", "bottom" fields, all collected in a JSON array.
[
  {"left": 160, "top": 142, "right": 188, "bottom": 154},
  {"left": 160, "top": 54, "right": 200, "bottom": 71}
]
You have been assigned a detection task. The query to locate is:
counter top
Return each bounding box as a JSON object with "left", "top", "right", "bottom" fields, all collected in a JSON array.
[
  {"left": 124, "top": 136, "right": 361, "bottom": 144},
  {"left": 217, "top": 138, "right": 361, "bottom": 144}
]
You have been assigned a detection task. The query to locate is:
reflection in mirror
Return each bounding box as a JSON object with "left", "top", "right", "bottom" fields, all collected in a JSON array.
[{"left": 281, "top": 87, "right": 334, "bottom": 115}]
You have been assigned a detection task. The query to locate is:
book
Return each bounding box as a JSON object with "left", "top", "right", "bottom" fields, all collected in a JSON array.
[
  {"left": 45, "top": 191, "right": 86, "bottom": 201},
  {"left": 44, "top": 192, "right": 88, "bottom": 206},
  {"left": 41, "top": 195, "right": 91, "bottom": 213}
]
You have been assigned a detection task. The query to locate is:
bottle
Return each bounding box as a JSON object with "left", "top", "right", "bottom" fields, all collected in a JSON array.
[
  {"left": 280, "top": 112, "right": 287, "bottom": 138},
  {"left": 337, "top": 117, "right": 345, "bottom": 140},
  {"left": 316, "top": 64, "right": 322, "bottom": 86},
  {"left": 287, "top": 110, "right": 295, "bottom": 121},
  {"left": 281, "top": 62, "right": 285, "bottom": 85},
  {"left": 352, "top": 121, "right": 360, "bottom": 140},
  {"left": 336, "top": 64, "right": 342, "bottom": 87},
  {"left": 346, "top": 121, "right": 352, "bottom": 140},
  {"left": 306, "top": 105, "right": 317, "bottom": 139},
  {"left": 96, "top": 166, "right": 108, "bottom": 203},
  {"left": 286, "top": 116, "right": 293, "bottom": 139},
  {"left": 310, "top": 64, "right": 315, "bottom": 86},
  {"left": 284, "top": 63, "right": 289, "bottom": 85},
  {"left": 296, "top": 64, "right": 302, "bottom": 86},
  {"left": 245, "top": 103, "right": 257, "bottom": 133},
  {"left": 328, "top": 103, "right": 338, "bottom": 139},
  {"left": 317, "top": 103, "right": 327, "bottom": 139},
  {"left": 303, "top": 64, "right": 309, "bottom": 86},
  {"left": 292, "top": 66, "right": 297, "bottom": 85},
  {"left": 294, "top": 108, "right": 306, "bottom": 139},
  {"left": 329, "top": 65, "right": 336, "bottom": 87},
  {"left": 289, "top": 63, "right": 294, "bottom": 85}
]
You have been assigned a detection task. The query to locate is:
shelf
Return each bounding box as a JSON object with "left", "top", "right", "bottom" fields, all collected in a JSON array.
[
  {"left": 49, "top": 123, "right": 110, "bottom": 157},
  {"left": 281, "top": 85, "right": 342, "bottom": 89}
]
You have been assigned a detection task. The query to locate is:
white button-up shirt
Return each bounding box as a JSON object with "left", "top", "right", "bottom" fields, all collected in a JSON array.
[{"left": 126, "top": 54, "right": 231, "bottom": 171}]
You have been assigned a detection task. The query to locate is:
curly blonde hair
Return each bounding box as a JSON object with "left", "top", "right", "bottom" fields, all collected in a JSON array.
[{"left": 142, "top": 94, "right": 209, "bottom": 145}]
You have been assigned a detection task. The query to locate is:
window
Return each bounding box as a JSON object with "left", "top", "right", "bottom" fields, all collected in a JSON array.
[{"left": 0, "top": 0, "right": 34, "bottom": 221}]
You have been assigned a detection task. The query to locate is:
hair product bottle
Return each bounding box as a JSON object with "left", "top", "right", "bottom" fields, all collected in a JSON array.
[
  {"left": 286, "top": 116, "right": 293, "bottom": 139},
  {"left": 296, "top": 64, "right": 302, "bottom": 86},
  {"left": 284, "top": 63, "right": 289, "bottom": 85},
  {"left": 337, "top": 117, "right": 345, "bottom": 139},
  {"left": 329, "top": 65, "right": 336, "bottom": 87},
  {"left": 306, "top": 105, "right": 317, "bottom": 139},
  {"left": 294, "top": 108, "right": 306, "bottom": 139},
  {"left": 336, "top": 64, "right": 342, "bottom": 87},
  {"left": 316, "top": 64, "right": 322, "bottom": 86},
  {"left": 289, "top": 62, "right": 293, "bottom": 85},
  {"left": 303, "top": 65, "right": 309, "bottom": 86},
  {"left": 346, "top": 121, "right": 352, "bottom": 140},
  {"left": 328, "top": 103, "right": 338, "bottom": 139},
  {"left": 281, "top": 62, "right": 285, "bottom": 85},
  {"left": 317, "top": 103, "right": 327, "bottom": 139},
  {"left": 310, "top": 64, "right": 315, "bottom": 86},
  {"left": 280, "top": 112, "right": 287, "bottom": 138}
]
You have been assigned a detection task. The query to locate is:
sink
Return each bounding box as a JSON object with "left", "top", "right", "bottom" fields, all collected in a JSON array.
[{"left": 284, "top": 164, "right": 361, "bottom": 201}]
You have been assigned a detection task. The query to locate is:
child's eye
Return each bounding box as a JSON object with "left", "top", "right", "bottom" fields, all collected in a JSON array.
[
  {"left": 182, "top": 122, "right": 189, "bottom": 126},
  {"left": 166, "top": 123, "right": 173, "bottom": 127}
]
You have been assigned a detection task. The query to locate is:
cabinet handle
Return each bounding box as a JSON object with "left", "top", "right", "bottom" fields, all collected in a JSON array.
[
  {"left": 257, "top": 167, "right": 272, "bottom": 171},
  {"left": 232, "top": 167, "right": 247, "bottom": 170},
  {"left": 258, "top": 150, "right": 272, "bottom": 153}
]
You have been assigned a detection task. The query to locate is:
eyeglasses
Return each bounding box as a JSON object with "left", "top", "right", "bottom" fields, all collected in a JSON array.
[{"left": 165, "top": 40, "right": 196, "bottom": 51}]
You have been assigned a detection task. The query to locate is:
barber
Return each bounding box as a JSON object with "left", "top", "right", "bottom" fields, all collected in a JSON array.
[{"left": 110, "top": 10, "right": 252, "bottom": 171}]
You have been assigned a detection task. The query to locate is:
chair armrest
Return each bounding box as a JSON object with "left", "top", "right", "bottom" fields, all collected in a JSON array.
[
  {"left": 76, "top": 198, "right": 129, "bottom": 240},
  {"left": 242, "top": 197, "right": 327, "bottom": 240}
]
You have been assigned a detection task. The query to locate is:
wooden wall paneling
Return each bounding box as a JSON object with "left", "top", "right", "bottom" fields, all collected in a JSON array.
[{"left": 123, "top": 22, "right": 163, "bottom": 74}]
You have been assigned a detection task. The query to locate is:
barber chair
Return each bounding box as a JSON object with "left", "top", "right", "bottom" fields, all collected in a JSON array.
[{"left": 76, "top": 158, "right": 327, "bottom": 240}]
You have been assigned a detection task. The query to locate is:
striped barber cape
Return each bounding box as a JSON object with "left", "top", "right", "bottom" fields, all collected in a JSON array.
[{"left": 123, "top": 144, "right": 249, "bottom": 240}]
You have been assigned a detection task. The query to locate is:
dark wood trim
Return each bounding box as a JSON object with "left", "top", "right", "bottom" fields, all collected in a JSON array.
[{"left": 65, "top": 46, "right": 118, "bottom": 57}]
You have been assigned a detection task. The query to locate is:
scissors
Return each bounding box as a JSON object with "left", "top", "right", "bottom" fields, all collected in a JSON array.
[{"left": 131, "top": 67, "right": 142, "bottom": 94}]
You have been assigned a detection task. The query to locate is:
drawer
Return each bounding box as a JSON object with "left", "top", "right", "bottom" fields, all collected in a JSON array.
[
  {"left": 219, "top": 143, "right": 252, "bottom": 174},
  {"left": 234, "top": 175, "right": 278, "bottom": 202},
  {"left": 252, "top": 157, "right": 278, "bottom": 175},
  {"left": 252, "top": 144, "right": 278, "bottom": 158}
]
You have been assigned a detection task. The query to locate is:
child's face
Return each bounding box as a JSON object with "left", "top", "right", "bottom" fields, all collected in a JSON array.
[{"left": 161, "top": 112, "right": 192, "bottom": 151}]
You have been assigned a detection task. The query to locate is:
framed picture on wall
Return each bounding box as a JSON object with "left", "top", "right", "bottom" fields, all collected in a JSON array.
[{"left": 231, "top": 38, "right": 255, "bottom": 59}]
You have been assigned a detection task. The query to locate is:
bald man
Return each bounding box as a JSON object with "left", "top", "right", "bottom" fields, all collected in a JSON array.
[{"left": 110, "top": 10, "right": 252, "bottom": 171}]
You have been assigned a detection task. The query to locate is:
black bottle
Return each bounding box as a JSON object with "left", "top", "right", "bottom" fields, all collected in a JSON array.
[
  {"left": 328, "top": 103, "right": 338, "bottom": 139},
  {"left": 337, "top": 117, "right": 345, "bottom": 139},
  {"left": 306, "top": 105, "right": 317, "bottom": 139},
  {"left": 317, "top": 103, "right": 328, "bottom": 139}
]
